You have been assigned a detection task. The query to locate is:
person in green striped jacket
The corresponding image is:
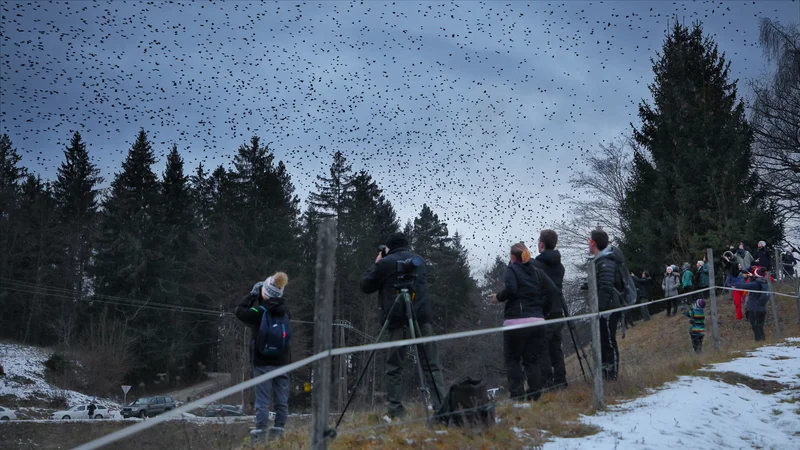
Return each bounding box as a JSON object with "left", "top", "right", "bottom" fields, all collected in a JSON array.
[{"left": 681, "top": 299, "right": 706, "bottom": 354}]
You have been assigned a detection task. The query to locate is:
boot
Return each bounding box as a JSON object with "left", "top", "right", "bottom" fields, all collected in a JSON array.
[{"left": 267, "top": 427, "right": 285, "bottom": 441}]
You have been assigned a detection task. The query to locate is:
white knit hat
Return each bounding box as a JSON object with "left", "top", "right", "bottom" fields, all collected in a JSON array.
[
  {"left": 697, "top": 260, "right": 704, "bottom": 266},
  {"left": 261, "top": 272, "right": 288, "bottom": 298}
]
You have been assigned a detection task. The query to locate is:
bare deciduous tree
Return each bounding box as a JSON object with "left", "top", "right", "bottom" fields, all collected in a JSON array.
[
  {"left": 553, "top": 136, "right": 634, "bottom": 259},
  {"left": 751, "top": 18, "right": 800, "bottom": 239}
]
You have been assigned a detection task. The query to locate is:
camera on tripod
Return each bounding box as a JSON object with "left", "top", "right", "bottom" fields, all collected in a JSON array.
[{"left": 394, "top": 255, "right": 423, "bottom": 291}]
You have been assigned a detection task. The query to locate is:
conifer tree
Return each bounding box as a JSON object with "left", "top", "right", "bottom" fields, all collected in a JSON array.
[
  {"left": 52, "top": 131, "right": 102, "bottom": 302},
  {"left": 622, "top": 22, "right": 782, "bottom": 271}
]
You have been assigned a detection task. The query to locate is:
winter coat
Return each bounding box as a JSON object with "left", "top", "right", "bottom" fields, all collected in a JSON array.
[
  {"left": 631, "top": 274, "right": 654, "bottom": 301},
  {"left": 682, "top": 306, "right": 706, "bottom": 335},
  {"left": 736, "top": 249, "right": 754, "bottom": 272},
  {"left": 736, "top": 278, "right": 770, "bottom": 313},
  {"left": 662, "top": 272, "right": 681, "bottom": 297},
  {"left": 697, "top": 264, "right": 710, "bottom": 288},
  {"left": 235, "top": 286, "right": 292, "bottom": 367},
  {"left": 681, "top": 263, "right": 694, "bottom": 288},
  {"left": 532, "top": 249, "right": 566, "bottom": 319},
  {"left": 722, "top": 254, "right": 742, "bottom": 278},
  {"left": 361, "top": 247, "right": 432, "bottom": 329},
  {"left": 497, "top": 260, "right": 556, "bottom": 320},
  {"left": 755, "top": 248, "right": 772, "bottom": 271},
  {"left": 593, "top": 246, "right": 626, "bottom": 311}
]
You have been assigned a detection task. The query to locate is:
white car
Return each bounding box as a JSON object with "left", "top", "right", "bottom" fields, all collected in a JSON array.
[
  {"left": 0, "top": 406, "right": 19, "bottom": 420},
  {"left": 52, "top": 404, "right": 110, "bottom": 420}
]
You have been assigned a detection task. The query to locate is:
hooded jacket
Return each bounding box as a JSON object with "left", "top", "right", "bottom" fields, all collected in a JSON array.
[
  {"left": 497, "top": 260, "right": 556, "bottom": 320},
  {"left": 662, "top": 270, "right": 681, "bottom": 297},
  {"left": 697, "top": 264, "right": 710, "bottom": 288},
  {"left": 681, "top": 263, "right": 694, "bottom": 288},
  {"left": 360, "top": 247, "right": 432, "bottom": 329},
  {"left": 593, "top": 246, "right": 625, "bottom": 312},
  {"left": 235, "top": 283, "right": 292, "bottom": 367},
  {"left": 532, "top": 249, "right": 566, "bottom": 319},
  {"left": 736, "top": 277, "right": 770, "bottom": 313},
  {"left": 736, "top": 248, "right": 754, "bottom": 271}
]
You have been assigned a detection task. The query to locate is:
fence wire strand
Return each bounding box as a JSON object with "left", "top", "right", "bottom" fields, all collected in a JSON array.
[{"left": 68, "top": 281, "right": 800, "bottom": 450}]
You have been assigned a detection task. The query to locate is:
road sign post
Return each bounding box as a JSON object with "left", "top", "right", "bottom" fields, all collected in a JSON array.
[{"left": 121, "top": 385, "right": 131, "bottom": 405}]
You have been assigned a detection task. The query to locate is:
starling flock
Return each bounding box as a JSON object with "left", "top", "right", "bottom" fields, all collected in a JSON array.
[{"left": 0, "top": 1, "right": 790, "bottom": 269}]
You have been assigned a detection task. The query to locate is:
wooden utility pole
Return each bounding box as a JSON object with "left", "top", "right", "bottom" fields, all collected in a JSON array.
[
  {"left": 311, "top": 218, "right": 336, "bottom": 450},
  {"left": 707, "top": 249, "right": 721, "bottom": 351},
  {"left": 766, "top": 272, "right": 782, "bottom": 339},
  {"left": 587, "top": 259, "right": 604, "bottom": 409},
  {"left": 337, "top": 325, "right": 346, "bottom": 412}
]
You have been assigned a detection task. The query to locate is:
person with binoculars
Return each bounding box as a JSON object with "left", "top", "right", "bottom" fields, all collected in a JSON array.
[{"left": 360, "top": 232, "right": 446, "bottom": 421}]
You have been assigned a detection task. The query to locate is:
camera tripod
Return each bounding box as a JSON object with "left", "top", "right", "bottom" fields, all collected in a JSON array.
[{"left": 335, "top": 283, "right": 442, "bottom": 429}]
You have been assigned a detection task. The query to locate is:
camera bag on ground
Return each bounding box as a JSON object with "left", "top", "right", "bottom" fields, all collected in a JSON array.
[
  {"left": 435, "top": 377, "right": 495, "bottom": 428},
  {"left": 256, "top": 306, "right": 291, "bottom": 356}
]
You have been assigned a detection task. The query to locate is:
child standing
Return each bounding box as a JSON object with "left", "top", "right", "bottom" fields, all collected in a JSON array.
[
  {"left": 234, "top": 272, "right": 291, "bottom": 443},
  {"left": 682, "top": 299, "right": 706, "bottom": 354}
]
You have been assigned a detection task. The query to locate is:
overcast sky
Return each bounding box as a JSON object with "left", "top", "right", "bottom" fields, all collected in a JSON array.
[{"left": 1, "top": 1, "right": 796, "bottom": 273}]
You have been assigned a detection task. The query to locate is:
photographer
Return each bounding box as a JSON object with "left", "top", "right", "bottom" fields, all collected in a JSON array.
[
  {"left": 234, "top": 273, "right": 291, "bottom": 443},
  {"left": 491, "top": 241, "right": 557, "bottom": 402},
  {"left": 360, "top": 232, "right": 445, "bottom": 420}
]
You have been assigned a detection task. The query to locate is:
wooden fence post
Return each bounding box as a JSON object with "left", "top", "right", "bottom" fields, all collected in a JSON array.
[
  {"left": 311, "top": 218, "right": 337, "bottom": 450},
  {"left": 766, "top": 271, "right": 782, "bottom": 340},
  {"left": 707, "top": 249, "right": 721, "bottom": 351},
  {"left": 587, "top": 259, "right": 604, "bottom": 410}
]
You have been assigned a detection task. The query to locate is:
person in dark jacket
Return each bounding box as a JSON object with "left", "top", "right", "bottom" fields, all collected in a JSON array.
[
  {"left": 491, "top": 241, "right": 556, "bottom": 401},
  {"left": 696, "top": 260, "right": 710, "bottom": 299},
  {"left": 736, "top": 267, "right": 770, "bottom": 341},
  {"left": 531, "top": 230, "right": 568, "bottom": 391},
  {"left": 360, "top": 232, "right": 445, "bottom": 419},
  {"left": 754, "top": 241, "right": 772, "bottom": 271},
  {"left": 235, "top": 272, "right": 291, "bottom": 442},
  {"left": 588, "top": 229, "right": 624, "bottom": 381},
  {"left": 782, "top": 249, "right": 798, "bottom": 279},
  {"left": 630, "top": 271, "right": 653, "bottom": 321}
]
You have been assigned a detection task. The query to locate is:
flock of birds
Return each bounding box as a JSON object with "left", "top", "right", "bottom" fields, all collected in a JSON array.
[{"left": 0, "top": 1, "right": 790, "bottom": 269}]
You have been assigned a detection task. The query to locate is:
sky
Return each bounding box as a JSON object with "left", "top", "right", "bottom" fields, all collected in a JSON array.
[{"left": 1, "top": 0, "right": 797, "bottom": 273}]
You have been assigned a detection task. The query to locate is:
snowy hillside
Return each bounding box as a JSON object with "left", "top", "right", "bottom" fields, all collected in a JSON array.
[
  {"left": 0, "top": 343, "right": 119, "bottom": 410},
  {"left": 548, "top": 338, "right": 800, "bottom": 449}
]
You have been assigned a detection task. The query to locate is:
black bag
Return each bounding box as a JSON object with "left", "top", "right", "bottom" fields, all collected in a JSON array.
[{"left": 435, "top": 377, "right": 495, "bottom": 428}]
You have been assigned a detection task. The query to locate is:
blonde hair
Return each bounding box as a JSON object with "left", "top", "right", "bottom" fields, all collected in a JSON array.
[{"left": 510, "top": 242, "right": 531, "bottom": 263}]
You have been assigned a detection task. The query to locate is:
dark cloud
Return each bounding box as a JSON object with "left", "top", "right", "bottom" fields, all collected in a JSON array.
[{"left": 0, "top": 0, "right": 794, "bottom": 270}]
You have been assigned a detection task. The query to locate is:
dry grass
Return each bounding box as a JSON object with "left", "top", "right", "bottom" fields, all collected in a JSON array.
[{"left": 243, "top": 284, "right": 800, "bottom": 449}]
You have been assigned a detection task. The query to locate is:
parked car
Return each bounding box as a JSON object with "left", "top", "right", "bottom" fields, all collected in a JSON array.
[
  {"left": 121, "top": 396, "right": 176, "bottom": 418},
  {"left": 52, "top": 404, "right": 110, "bottom": 420},
  {"left": 204, "top": 404, "right": 246, "bottom": 417},
  {"left": 0, "top": 406, "right": 19, "bottom": 420}
]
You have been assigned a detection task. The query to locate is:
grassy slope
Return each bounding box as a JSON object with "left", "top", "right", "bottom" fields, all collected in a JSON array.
[{"left": 264, "top": 283, "right": 800, "bottom": 449}]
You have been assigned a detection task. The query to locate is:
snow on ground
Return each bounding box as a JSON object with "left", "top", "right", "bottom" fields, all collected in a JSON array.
[
  {"left": 0, "top": 343, "right": 119, "bottom": 411},
  {"left": 548, "top": 339, "right": 800, "bottom": 450}
]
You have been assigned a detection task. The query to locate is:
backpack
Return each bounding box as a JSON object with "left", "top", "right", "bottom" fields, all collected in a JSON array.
[
  {"left": 256, "top": 306, "right": 291, "bottom": 357},
  {"left": 435, "top": 377, "right": 495, "bottom": 428},
  {"left": 614, "top": 262, "right": 638, "bottom": 307}
]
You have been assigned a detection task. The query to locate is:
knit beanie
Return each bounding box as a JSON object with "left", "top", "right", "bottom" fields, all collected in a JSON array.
[
  {"left": 262, "top": 272, "right": 288, "bottom": 298},
  {"left": 697, "top": 260, "right": 704, "bottom": 266},
  {"left": 758, "top": 241, "right": 766, "bottom": 248},
  {"left": 753, "top": 267, "right": 767, "bottom": 278},
  {"left": 696, "top": 299, "right": 706, "bottom": 309}
]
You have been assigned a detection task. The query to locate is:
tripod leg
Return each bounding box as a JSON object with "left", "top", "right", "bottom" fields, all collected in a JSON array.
[
  {"left": 334, "top": 295, "right": 401, "bottom": 429},
  {"left": 404, "top": 294, "right": 431, "bottom": 424},
  {"left": 413, "top": 319, "right": 443, "bottom": 406},
  {"left": 565, "top": 320, "right": 588, "bottom": 383}
]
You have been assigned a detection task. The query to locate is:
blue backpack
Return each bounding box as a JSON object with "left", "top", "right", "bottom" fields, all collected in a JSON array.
[{"left": 256, "top": 306, "right": 291, "bottom": 357}]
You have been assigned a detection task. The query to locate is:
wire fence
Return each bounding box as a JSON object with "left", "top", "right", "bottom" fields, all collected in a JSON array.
[{"left": 10, "top": 250, "right": 783, "bottom": 450}]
